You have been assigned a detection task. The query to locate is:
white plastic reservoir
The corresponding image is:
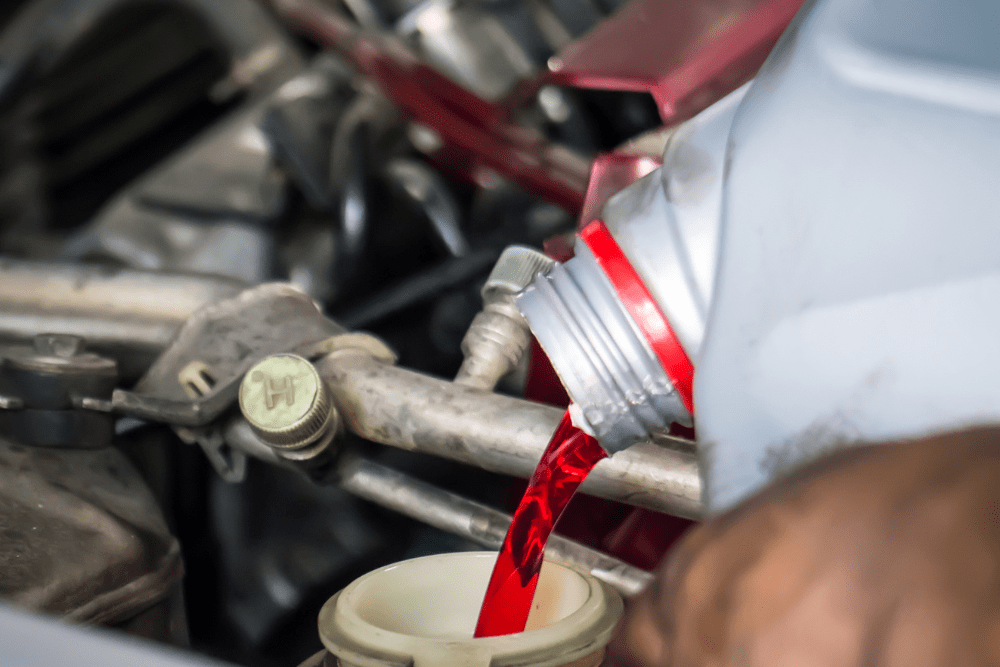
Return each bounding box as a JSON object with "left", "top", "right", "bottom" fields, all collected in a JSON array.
[{"left": 314, "top": 552, "right": 623, "bottom": 667}]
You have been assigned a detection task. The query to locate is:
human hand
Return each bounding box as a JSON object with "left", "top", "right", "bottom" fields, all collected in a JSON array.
[{"left": 610, "top": 427, "right": 1000, "bottom": 667}]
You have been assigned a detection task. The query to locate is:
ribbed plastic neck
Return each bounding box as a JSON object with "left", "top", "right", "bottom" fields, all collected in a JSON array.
[{"left": 516, "top": 242, "right": 690, "bottom": 454}]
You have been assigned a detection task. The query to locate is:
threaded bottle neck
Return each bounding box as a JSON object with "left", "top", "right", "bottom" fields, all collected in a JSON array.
[{"left": 515, "top": 242, "right": 690, "bottom": 454}]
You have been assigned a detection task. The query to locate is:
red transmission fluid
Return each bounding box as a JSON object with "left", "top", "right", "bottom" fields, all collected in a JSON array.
[{"left": 474, "top": 409, "right": 607, "bottom": 637}]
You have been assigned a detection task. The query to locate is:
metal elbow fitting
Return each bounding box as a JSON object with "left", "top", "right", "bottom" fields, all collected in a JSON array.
[{"left": 454, "top": 246, "right": 554, "bottom": 391}]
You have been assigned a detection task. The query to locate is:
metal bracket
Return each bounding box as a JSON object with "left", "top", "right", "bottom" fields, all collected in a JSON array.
[
  {"left": 112, "top": 282, "right": 347, "bottom": 427},
  {"left": 110, "top": 281, "right": 395, "bottom": 479}
]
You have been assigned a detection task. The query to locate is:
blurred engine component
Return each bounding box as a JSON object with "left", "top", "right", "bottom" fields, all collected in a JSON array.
[
  {"left": 0, "top": 258, "right": 246, "bottom": 380},
  {"left": 0, "top": 0, "right": 301, "bottom": 254},
  {"left": 0, "top": 430, "right": 184, "bottom": 641}
]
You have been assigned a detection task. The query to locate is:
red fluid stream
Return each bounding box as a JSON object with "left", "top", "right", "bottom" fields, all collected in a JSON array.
[{"left": 474, "top": 409, "right": 607, "bottom": 637}]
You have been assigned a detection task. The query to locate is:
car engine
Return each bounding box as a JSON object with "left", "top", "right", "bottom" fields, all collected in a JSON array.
[{"left": 0, "top": 0, "right": 996, "bottom": 664}]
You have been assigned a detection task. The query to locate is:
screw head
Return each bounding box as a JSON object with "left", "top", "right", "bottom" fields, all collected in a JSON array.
[
  {"left": 238, "top": 354, "right": 334, "bottom": 449},
  {"left": 6, "top": 335, "right": 116, "bottom": 376}
]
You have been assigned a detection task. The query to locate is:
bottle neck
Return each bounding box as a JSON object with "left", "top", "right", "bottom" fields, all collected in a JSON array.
[{"left": 515, "top": 241, "right": 690, "bottom": 454}]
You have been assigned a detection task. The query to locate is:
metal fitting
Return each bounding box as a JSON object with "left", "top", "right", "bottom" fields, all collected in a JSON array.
[
  {"left": 455, "top": 245, "right": 555, "bottom": 391},
  {"left": 238, "top": 354, "right": 338, "bottom": 461},
  {"left": 480, "top": 245, "right": 557, "bottom": 302}
]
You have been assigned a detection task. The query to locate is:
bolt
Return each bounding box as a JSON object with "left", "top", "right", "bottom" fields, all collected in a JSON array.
[
  {"left": 33, "top": 334, "right": 84, "bottom": 358},
  {"left": 238, "top": 354, "right": 337, "bottom": 458},
  {"left": 11, "top": 334, "right": 116, "bottom": 376}
]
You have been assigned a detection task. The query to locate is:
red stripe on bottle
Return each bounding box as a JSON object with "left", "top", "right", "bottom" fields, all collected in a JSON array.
[{"left": 579, "top": 221, "right": 694, "bottom": 414}]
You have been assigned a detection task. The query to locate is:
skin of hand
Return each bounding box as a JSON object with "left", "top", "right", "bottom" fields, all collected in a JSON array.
[{"left": 609, "top": 426, "right": 1000, "bottom": 667}]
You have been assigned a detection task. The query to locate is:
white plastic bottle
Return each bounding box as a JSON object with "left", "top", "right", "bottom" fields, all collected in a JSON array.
[{"left": 516, "top": 0, "right": 1000, "bottom": 512}]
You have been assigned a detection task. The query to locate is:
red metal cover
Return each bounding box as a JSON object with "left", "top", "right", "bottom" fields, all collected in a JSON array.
[{"left": 545, "top": 0, "right": 806, "bottom": 124}]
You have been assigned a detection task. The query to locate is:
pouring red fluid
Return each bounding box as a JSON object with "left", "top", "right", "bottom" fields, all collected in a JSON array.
[{"left": 474, "top": 409, "right": 607, "bottom": 637}]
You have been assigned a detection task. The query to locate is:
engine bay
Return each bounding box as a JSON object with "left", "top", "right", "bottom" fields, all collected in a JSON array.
[{"left": 2, "top": 0, "right": 996, "bottom": 664}]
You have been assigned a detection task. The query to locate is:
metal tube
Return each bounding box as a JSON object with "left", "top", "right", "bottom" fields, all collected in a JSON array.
[
  {"left": 1, "top": 259, "right": 700, "bottom": 516},
  {"left": 317, "top": 352, "right": 703, "bottom": 518},
  {"left": 0, "top": 258, "right": 246, "bottom": 379},
  {"left": 220, "top": 422, "right": 657, "bottom": 593},
  {"left": 337, "top": 456, "right": 654, "bottom": 597}
]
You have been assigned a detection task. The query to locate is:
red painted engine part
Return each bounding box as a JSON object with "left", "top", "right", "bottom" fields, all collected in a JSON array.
[
  {"left": 536, "top": 0, "right": 807, "bottom": 126},
  {"left": 274, "top": 0, "right": 804, "bottom": 216},
  {"left": 273, "top": 0, "right": 591, "bottom": 214}
]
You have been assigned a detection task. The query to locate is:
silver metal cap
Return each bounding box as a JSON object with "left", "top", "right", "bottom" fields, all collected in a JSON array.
[
  {"left": 481, "top": 246, "right": 556, "bottom": 301},
  {"left": 239, "top": 354, "right": 335, "bottom": 450}
]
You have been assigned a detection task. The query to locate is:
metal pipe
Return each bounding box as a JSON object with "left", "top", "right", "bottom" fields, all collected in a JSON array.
[
  {"left": 220, "top": 421, "right": 656, "bottom": 593},
  {"left": 0, "top": 258, "right": 246, "bottom": 379},
  {"left": 0, "top": 259, "right": 700, "bottom": 516},
  {"left": 317, "top": 352, "right": 703, "bottom": 518},
  {"left": 337, "top": 456, "right": 653, "bottom": 597}
]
